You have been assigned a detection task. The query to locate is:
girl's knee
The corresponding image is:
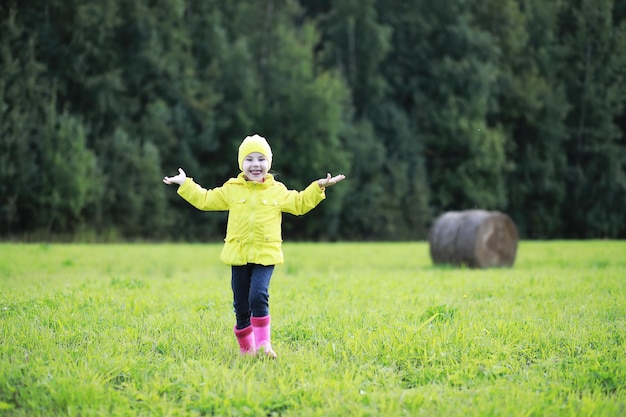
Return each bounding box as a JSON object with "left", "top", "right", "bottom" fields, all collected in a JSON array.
[{"left": 249, "top": 290, "right": 269, "bottom": 312}]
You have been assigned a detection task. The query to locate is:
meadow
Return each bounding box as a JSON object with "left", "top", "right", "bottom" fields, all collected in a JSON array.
[{"left": 0, "top": 241, "right": 624, "bottom": 416}]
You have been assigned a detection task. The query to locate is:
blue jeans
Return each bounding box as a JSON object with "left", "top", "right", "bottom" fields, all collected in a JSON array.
[{"left": 231, "top": 264, "right": 274, "bottom": 329}]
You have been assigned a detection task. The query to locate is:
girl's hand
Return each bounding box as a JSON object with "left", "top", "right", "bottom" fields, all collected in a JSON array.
[
  {"left": 317, "top": 173, "right": 346, "bottom": 189},
  {"left": 163, "top": 168, "right": 187, "bottom": 185}
]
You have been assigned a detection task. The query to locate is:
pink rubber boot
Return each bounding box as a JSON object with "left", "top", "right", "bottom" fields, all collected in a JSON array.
[
  {"left": 233, "top": 325, "right": 256, "bottom": 355},
  {"left": 251, "top": 316, "right": 276, "bottom": 359}
]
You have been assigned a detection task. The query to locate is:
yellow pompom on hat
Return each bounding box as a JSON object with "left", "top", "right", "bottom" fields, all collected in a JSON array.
[{"left": 238, "top": 134, "right": 273, "bottom": 171}]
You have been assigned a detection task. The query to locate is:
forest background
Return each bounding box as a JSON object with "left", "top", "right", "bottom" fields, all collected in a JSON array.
[{"left": 1, "top": 0, "right": 625, "bottom": 242}]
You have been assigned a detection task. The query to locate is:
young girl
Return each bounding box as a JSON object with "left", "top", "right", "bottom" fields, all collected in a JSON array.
[{"left": 163, "top": 134, "right": 345, "bottom": 358}]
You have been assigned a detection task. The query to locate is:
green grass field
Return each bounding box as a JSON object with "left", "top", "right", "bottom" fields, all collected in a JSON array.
[{"left": 0, "top": 241, "right": 624, "bottom": 416}]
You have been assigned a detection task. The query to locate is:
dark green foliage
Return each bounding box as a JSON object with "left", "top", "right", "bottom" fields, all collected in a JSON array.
[
  {"left": 559, "top": 0, "right": 626, "bottom": 237},
  {"left": 307, "top": 0, "right": 431, "bottom": 239},
  {"left": 1, "top": 0, "right": 625, "bottom": 240},
  {"left": 379, "top": 0, "right": 508, "bottom": 216},
  {"left": 480, "top": 0, "right": 570, "bottom": 238},
  {"left": 35, "top": 104, "right": 101, "bottom": 233},
  {"left": 0, "top": 7, "right": 50, "bottom": 235}
]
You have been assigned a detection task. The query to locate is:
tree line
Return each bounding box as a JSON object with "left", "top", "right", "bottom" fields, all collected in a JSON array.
[{"left": 1, "top": 0, "right": 625, "bottom": 241}]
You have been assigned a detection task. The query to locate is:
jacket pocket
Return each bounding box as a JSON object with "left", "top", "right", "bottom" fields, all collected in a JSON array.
[
  {"left": 259, "top": 199, "right": 282, "bottom": 242},
  {"left": 225, "top": 197, "right": 247, "bottom": 237},
  {"left": 221, "top": 235, "right": 246, "bottom": 265}
]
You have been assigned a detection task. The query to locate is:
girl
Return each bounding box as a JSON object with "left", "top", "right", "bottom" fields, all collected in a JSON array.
[{"left": 163, "top": 134, "right": 345, "bottom": 358}]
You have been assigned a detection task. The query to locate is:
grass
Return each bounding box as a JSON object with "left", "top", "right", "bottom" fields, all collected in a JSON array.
[{"left": 0, "top": 241, "right": 624, "bottom": 416}]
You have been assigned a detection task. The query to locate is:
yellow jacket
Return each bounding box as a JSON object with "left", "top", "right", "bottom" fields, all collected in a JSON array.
[{"left": 178, "top": 173, "right": 326, "bottom": 265}]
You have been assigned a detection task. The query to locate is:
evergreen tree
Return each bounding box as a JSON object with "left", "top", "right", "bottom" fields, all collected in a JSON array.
[
  {"left": 3, "top": 0, "right": 625, "bottom": 240},
  {"left": 480, "top": 0, "right": 570, "bottom": 238},
  {"left": 304, "top": 0, "right": 431, "bottom": 239},
  {"left": 198, "top": 0, "right": 353, "bottom": 240},
  {"left": 114, "top": 0, "right": 218, "bottom": 239},
  {"left": 559, "top": 0, "right": 626, "bottom": 237},
  {"left": 97, "top": 128, "right": 168, "bottom": 237},
  {"left": 379, "top": 0, "right": 508, "bottom": 220},
  {"left": 0, "top": 5, "right": 47, "bottom": 235},
  {"left": 23, "top": 0, "right": 213, "bottom": 238},
  {"left": 35, "top": 102, "right": 101, "bottom": 234}
]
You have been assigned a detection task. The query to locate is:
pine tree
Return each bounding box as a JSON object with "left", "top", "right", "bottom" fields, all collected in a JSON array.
[
  {"left": 479, "top": 0, "right": 570, "bottom": 238},
  {"left": 560, "top": 0, "right": 626, "bottom": 237},
  {"left": 0, "top": 6, "right": 47, "bottom": 235},
  {"left": 35, "top": 101, "right": 101, "bottom": 234},
  {"left": 380, "top": 0, "right": 508, "bottom": 218},
  {"left": 303, "top": 0, "right": 432, "bottom": 239}
]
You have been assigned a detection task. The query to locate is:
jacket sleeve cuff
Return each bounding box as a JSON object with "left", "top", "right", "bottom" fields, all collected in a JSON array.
[
  {"left": 311, "top": 181, "right": 326, "bottom": 198},
  {"left": 177, "top": 177, "right": 194, "bottom": 195}
]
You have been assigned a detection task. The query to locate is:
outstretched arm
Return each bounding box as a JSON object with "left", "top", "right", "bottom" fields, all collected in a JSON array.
[
  {"left": 163, "top": 168, "right": 187, "bottom": 185},
  {"left": 316, "top": 173, "right": 346, "bottom": 189},
  {"left": 281, "top": 173, "right": 345, "bottom": 216},
  {"left": 164, "top": 168, "right": 229, "bottom": 211}
]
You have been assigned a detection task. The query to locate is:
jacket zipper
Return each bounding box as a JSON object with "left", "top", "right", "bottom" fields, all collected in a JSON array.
[{"left": 248, "top": 184, "right": 257, "bottom": 260}]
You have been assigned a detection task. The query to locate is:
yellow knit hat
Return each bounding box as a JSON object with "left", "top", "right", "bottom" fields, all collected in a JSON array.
[{"left": 238, "top": 134, "right": 273, "bottom": 171}]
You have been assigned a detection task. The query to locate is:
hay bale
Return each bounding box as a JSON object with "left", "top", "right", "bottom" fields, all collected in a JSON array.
[{"left": 429, "top": 210, "right": 518, "bottom": 268}]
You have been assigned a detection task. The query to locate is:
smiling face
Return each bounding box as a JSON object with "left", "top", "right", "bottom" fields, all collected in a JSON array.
[{"left": 242, "top": 152, "right": 269, "bottom": 182}]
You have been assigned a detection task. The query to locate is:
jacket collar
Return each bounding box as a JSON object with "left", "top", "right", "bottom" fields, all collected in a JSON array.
[{"left": 233, "top": 172, "right": 275, "bottom": 187}]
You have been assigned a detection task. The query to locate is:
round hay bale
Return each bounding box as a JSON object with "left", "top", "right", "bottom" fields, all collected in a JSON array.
[{"left": 429, "top": 210, "right": 518, "bottom": 268}]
